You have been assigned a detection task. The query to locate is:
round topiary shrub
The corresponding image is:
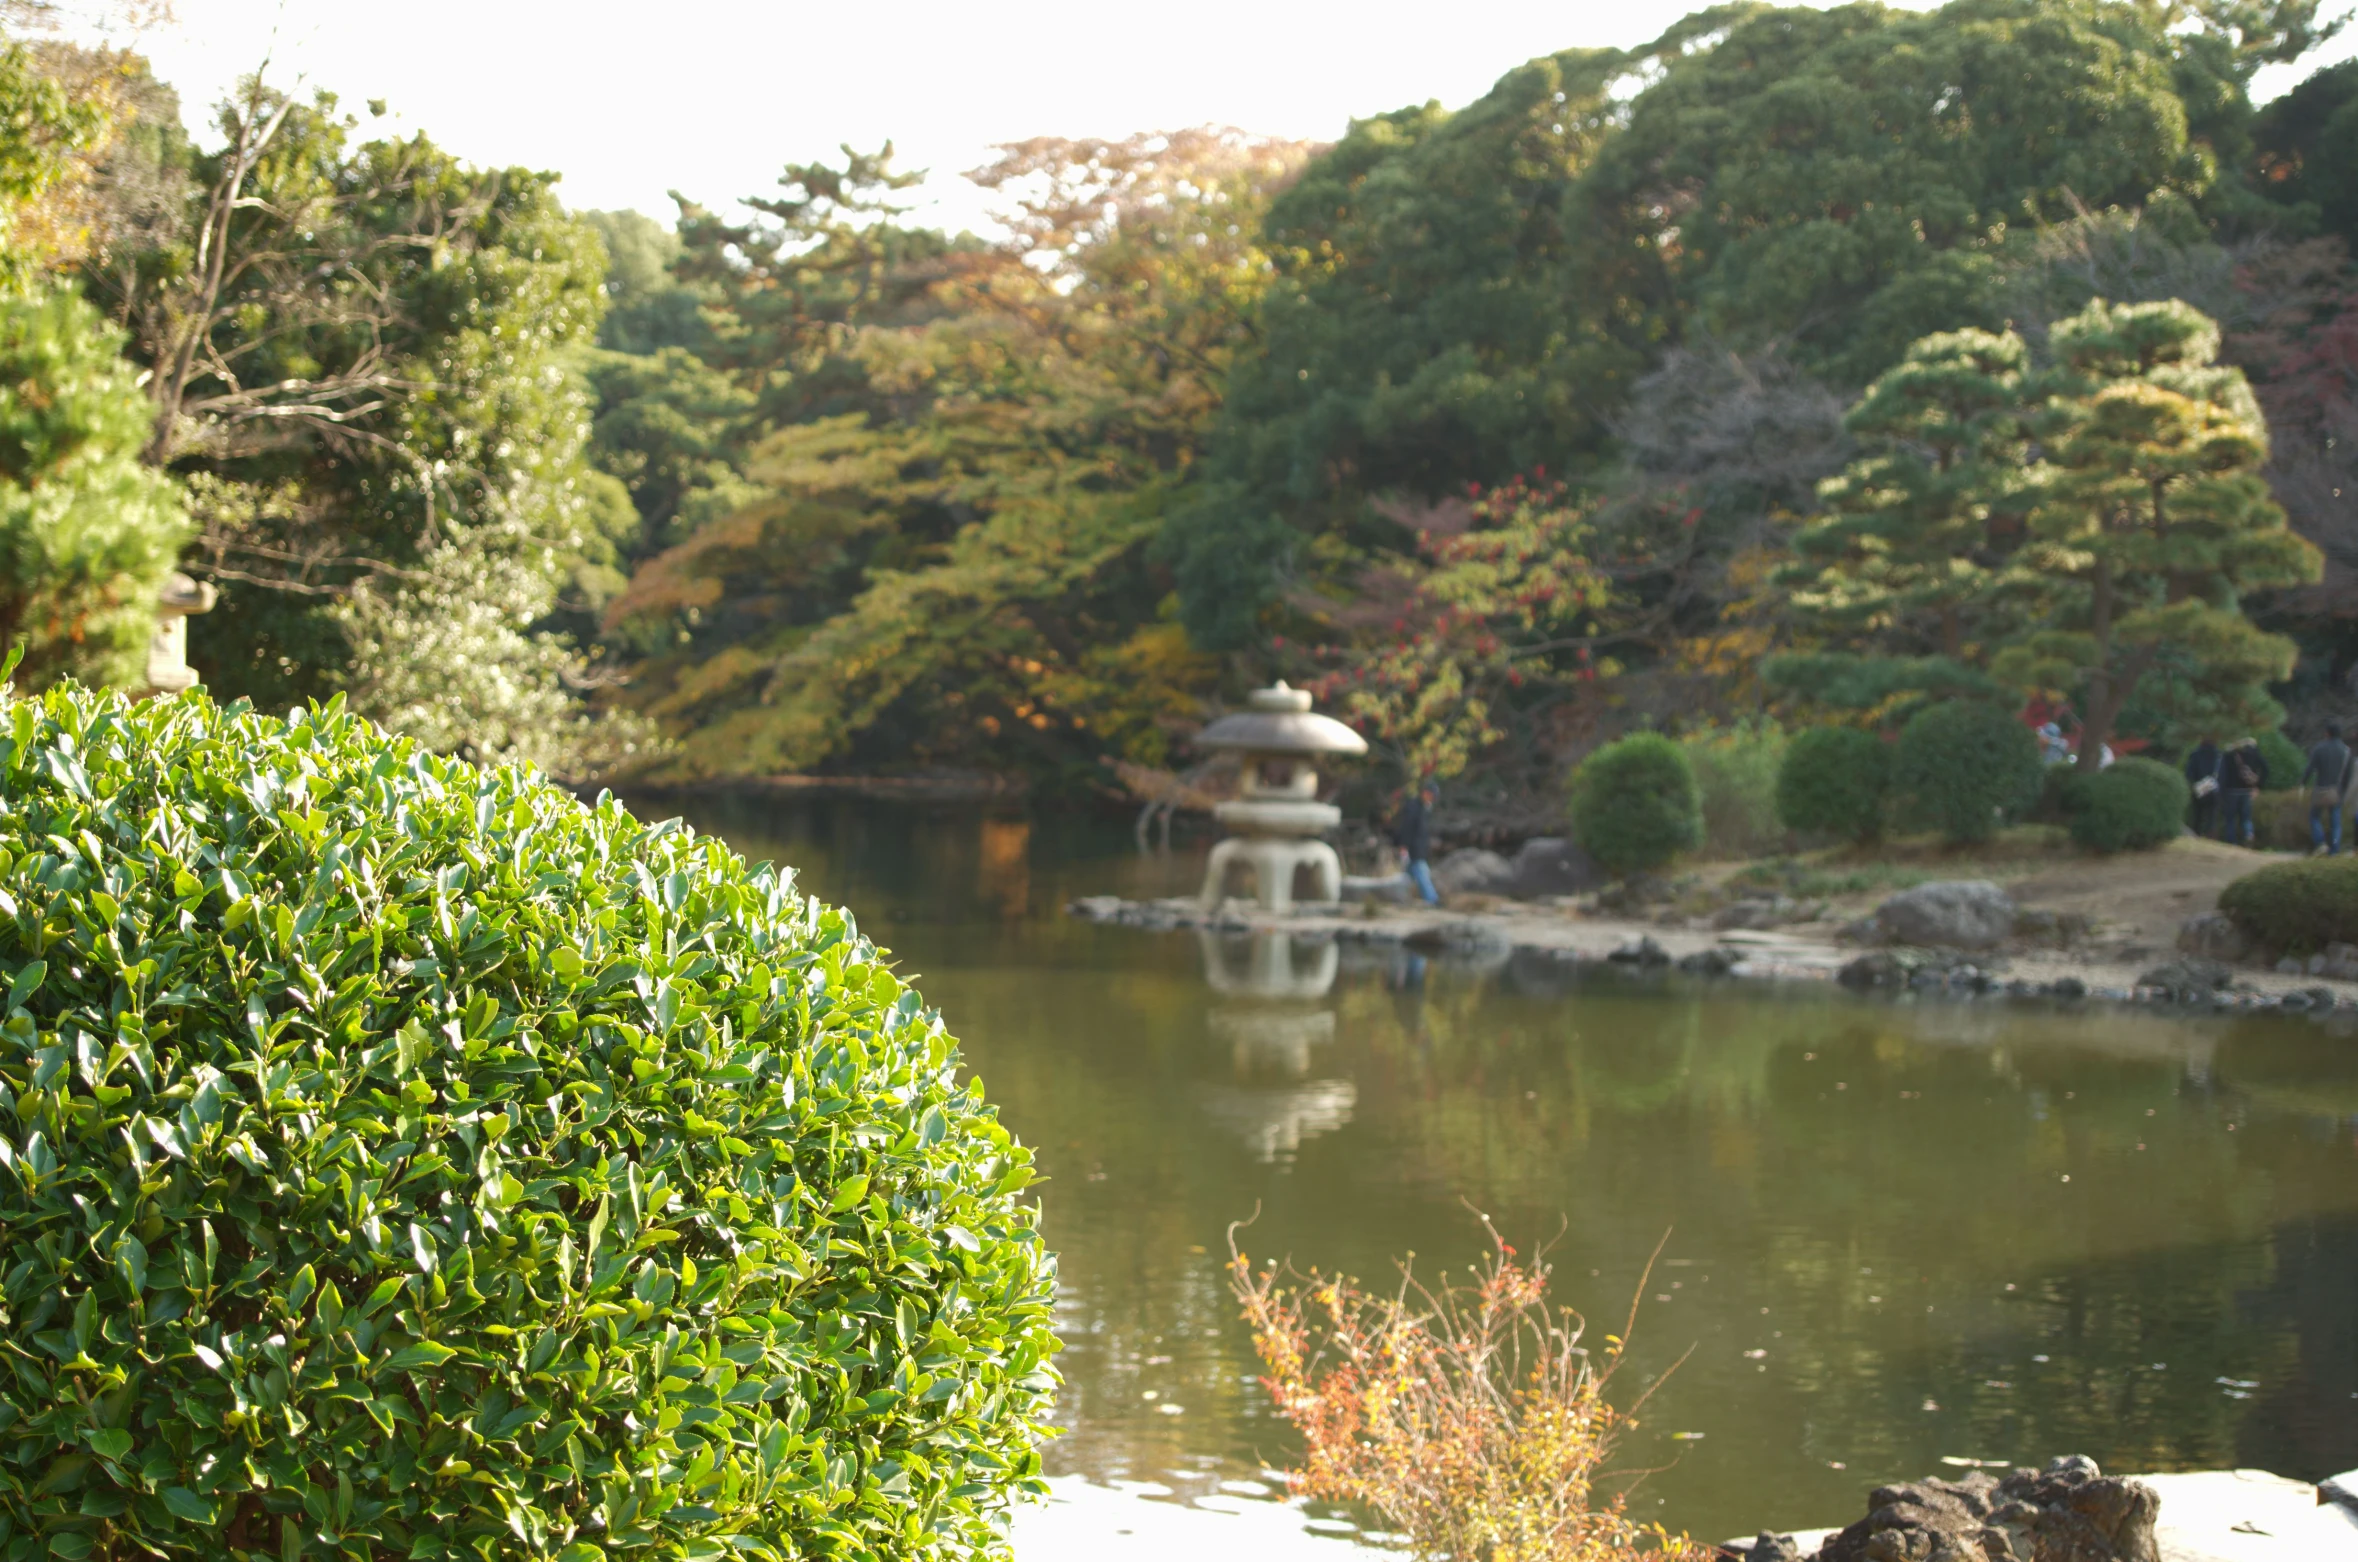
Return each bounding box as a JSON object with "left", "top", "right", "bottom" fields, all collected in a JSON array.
[
  {"left": 2062, "top": 756, "right": 2189, "bottom": 852},
  {"left": 1893, "top": 700, "right": 2042, "bottom": 844},
  {"left": 1568, "top": 732, "right": 1703, "bottom": 877},
  {"left": 0, "top": 681, "right": 1056, "bottom": 1561},
  {"left": 2218, "top": 856, "right": 2358, "bottom": 954},
  {"left": 2256, "top": 728, "right": 2305, "bottom": 792},
  {"left": 1775, "top": 726, "right": 1891, "bottom": 843}
]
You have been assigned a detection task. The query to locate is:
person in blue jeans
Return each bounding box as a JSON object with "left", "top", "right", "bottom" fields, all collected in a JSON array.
[
  {"left": 2220, "top": 738, "right": 2264, "bottom": 846},
  {"left": 1392, "top": 779, "right": 1441, "bottom": 904},
  {"left": 2303, "top": 725, "right": 2353, "bottom": 855}
]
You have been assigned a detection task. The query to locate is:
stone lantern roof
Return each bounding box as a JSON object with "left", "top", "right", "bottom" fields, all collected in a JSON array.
[{"left": 1194, "top": 682, "right": 1368, "bottom": 757}]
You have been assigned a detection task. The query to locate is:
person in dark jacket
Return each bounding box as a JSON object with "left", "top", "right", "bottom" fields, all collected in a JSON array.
[
  {"left": 1392, "top": 779, "right": 1441, "bottom": 905},
  {"left": 2221, "top": 738, "right": 2265, "bottom": 847},
  {"left": 2184, "top": 735, "right": 2221, "bottom": 839},
  {"left": 2303, "top": 725, "right": 2354, "bottom": 855}
]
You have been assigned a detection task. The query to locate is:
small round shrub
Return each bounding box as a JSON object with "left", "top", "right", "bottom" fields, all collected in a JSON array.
[
  {"left": 1568, "top": 732, "right": 1703, "bottom": 877},
  {"left": 2062, "top": 756, "right": 2189, "bottom": 852},
  {"left": 0, "top": 683, "right": 1056, "bottom": 1560},
  {"left": 2256, "top": 728, "right": 2305, "bottom": 792},
  {"left": 2219, "top": 856, "right": 2358, "bottom": 953},
  {"left": 1775, "top": 726, "right": 1891, "bottom": 843},
  {"left": 1893, "top": 700, "right": 2043, "bottom": 844}
]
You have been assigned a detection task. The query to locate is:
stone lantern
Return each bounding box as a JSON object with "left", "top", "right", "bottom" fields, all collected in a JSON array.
[
  {"left": 145, "top": 572, "right": 217, "bottom": 695},
  {"left": 1195, "top": 681, "right": 1367, "bottom": 910}
]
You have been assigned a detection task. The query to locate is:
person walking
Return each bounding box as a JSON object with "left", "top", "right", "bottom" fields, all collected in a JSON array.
[
  {"left": 2184, "top": 734, "right": 2221, "bottom": 839},
  {"left": 1392, "top": 778, "right": 1441, "bottom": 905},
  {"left": 2303, "top": 724, "right": 2354, "bottom": 855},
  {"left": 2221, "top": 737, "right": 2265, "bottom": 847}
]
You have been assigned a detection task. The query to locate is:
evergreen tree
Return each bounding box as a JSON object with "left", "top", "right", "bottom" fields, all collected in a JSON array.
[
  {"left": 0, "top": 287, "right": 188, "bottom": 688},
  {"left": 1996, "top": 298, "right": 2321, "bottom": 763},
  {"left": 1781, "top": 328, "right": 2033, "bottom": 663}
]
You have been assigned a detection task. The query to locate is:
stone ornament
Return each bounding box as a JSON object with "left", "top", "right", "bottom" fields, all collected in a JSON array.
[
  {"left": 146, "top": 571, "right": 218, "bottom": 695},
  {"left": 1193, "top": 681, "right": 1367, "bottom": 911}
]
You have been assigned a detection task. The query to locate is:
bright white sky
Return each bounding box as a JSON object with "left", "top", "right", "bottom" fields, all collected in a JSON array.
[{"left": 72, "top": 0, "right": 2358, "bottom": 234}]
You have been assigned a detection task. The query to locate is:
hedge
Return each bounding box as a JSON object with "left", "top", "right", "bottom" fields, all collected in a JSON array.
[
  {"left": 1893, "top": 701, "right": 2042, "bottom": 844},
  {"left": 2063, "top": 756, "right": 2189, "bottom": 852},
  {"left": 2218, "top": 856, "right": 2358, "bottom": 954},
  {"left": 1775, "top": 726, "right": 1890, "bottom": 843},
  {"left": 1569, "top": 733, "right": 1703, "bottom": 876},
  {"left": 0, "top": 677, "right": 1057, "bottom": 1561}
]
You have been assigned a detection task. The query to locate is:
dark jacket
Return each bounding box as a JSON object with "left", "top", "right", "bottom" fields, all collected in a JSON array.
[
  {"left": 2184, "top": 741, "right": 2219, "bottom": 787},
  {"left": 2303, "top": 738, "right": 2353, "bottom": 795},
  {"left": 2224, "top": 744, "right": 2265, "bottom": 793},
  {"left": 1392, "top": 796, "right": 1434, "bottom": 861}
]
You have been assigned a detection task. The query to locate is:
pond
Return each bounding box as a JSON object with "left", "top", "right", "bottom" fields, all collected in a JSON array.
[{"left": 632, "top": 790, "right": 2358, "bottom": 1552}]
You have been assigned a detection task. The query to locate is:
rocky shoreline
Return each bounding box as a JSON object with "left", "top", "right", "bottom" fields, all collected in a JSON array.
[
  {"left": 1716, "top": 1460, "right": 2358, "bottom": 1562},
  {"left": 1065, "top": 882, "right": 2358, "bottom": 1015}
]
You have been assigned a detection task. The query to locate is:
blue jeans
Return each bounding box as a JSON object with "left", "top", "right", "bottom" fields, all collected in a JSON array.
[
  {"left": 2314, "top": 799, "right": 2344, "bottom": 854},
  {"left": 2222, "top": 790, "right": 2256, "bottom": 846},
  {"left": 1407, "top": 858, "right": 1439, "bottom": 904}
]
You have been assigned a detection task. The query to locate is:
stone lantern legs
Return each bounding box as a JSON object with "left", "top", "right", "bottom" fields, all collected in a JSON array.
[{"left": 1200, "top": 834, "right": 1342, "bottom": 912}]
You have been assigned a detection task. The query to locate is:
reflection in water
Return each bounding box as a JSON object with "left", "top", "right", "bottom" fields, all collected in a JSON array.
[
  {"left": 1198, "top": 932, "right": 1355, "bottom": 1161},
  {"left": 978, "top": 815, "right": 1034, "bottom": 919},
  {"left": 631, "top": 792, "right": 2358, "bottom": 1547}
]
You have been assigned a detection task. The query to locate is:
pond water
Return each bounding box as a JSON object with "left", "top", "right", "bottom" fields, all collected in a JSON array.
[{"left": 633, "top": 791, "right": 2358, "bottom": 1551}]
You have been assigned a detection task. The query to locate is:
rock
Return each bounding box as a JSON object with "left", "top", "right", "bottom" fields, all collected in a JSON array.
[
  {"left": 1068, "top": 896, "right": 1126, "bottom": 921},
  {"left": 1736, "top": 1535, "right": 1810, "bottom": 1562},
  {"left": 1679, "top": 946, "right": 1738, "bottom": 976},
  {"left": 1873, "top": 881, "right": 2018, "bottom": 951},
  {"left": 1814, "top": 1456, "right": 2159, "bottom": 1562},
  {"left": 2277, "top": 956, "right": 2304, "bottom": 975},
  {"left": 1595, "top": 874, "right": 1675, "bottom": 915},
  {"left": 1433, "top": 848, "right": 1518, "bottom": 896},
  {"left": 2049, "top": 976, "right": 2088, "bottom": 999},
  {"left": 1608, "top": 934, "right": 1672, "bottom": 966},
  {"left": 2016, "top": 908, "right": 2094, "bottom": 946},
  {"left": 1339, "top": 874, "right": 1414, "bottom": 903},
  {"left": 2175, "top": 913, "right": 2248, "bottom": 962},
  {"left": 2281, "top": 991, "right": 2313, "bottom": 1011},
  {"left": 2322, "top": 1469, "right": 2358, "bottom": 1512},
  {"left": 1715, "top": 895, "right": 1799, "bottom": 931},
  {"left": 1505, "top": 837, "right": 1603, "bottom": 898},
  {"left": 2308, "top": 986, "right": 2340, "bottom": 1010},
  {"left": 2136, "top": 958, "right": 2231, "bottom": 1000}
]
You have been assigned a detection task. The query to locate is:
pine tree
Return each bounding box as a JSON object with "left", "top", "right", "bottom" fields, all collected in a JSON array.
[
  {"left": 1995, "top": 298, "right": 2320, "bottom": 765},
  {"left": 1782, "top": 328, "right": 2033, "bottom": 661}
]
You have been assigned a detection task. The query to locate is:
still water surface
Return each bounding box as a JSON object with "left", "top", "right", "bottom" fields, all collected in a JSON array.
[{"left": 636, "top": 791, "right": 2358, "bottom": 1547}]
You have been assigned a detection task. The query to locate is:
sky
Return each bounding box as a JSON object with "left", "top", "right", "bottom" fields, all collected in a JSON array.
[{"left": 71, "top": 0, "right": 2358, "bottom": 234}]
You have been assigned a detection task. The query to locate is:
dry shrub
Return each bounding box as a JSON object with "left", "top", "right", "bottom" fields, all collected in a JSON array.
[{"left": 1228, "top": 1220, "right": 1713, "bottom": 1562}]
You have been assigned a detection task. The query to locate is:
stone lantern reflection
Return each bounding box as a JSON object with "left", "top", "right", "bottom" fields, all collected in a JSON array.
[{"left": 1195, "top": 681, "right": 1367, "bottom": 911}]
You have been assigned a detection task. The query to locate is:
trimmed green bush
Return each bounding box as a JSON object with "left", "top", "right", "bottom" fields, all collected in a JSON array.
[
  {"left": 1569, "top": 732, "right": 1703, "bottom": 877},
  {"left": 2219, "top": 856, "right": 2358, "bottom": 953},
  {"left": 2062, "top": 756, "right": 2189, "bottom": 852},
  {"left": 1680, "top": 720, "right": 1787, "bottom": 858},
  {"left": 0, "top": 681, "right": 1056, "bottom": 1561},
  {"left": 1893, "top": 700, "right": 2042, "bottom": 844},
  {"left": 2256, "top": 729, "right": 2304, "bottom": 792},
  {"left": 1775, "top": 726, "right": 1891, "bottom": 843}
]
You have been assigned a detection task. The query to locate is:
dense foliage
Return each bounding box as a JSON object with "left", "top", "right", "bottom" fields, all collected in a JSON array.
[
  {"left": 2219, "top": 855, "right": 2358, "bottom": 951},
  {"left": 0, "top": 288, "right": 188, "bottom": 691},
  {"left": 2063, "top": 755, "right": 2191, "bottom": 850},
  {"left": 1893, "top": 700, "right": 2043, "bottom": 843},
  {"left": 0, "top": 679, "right": 1056, "bottom": 1560},
  {"left": 1566, "top": 733, "right": 1701, "bottom": 877},
  {"left": 1776, "top": 726, "right": 1892, "bottom": 844},
  {"left": 11, "top": 0, "right": 2358, "bottom": 815}
]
